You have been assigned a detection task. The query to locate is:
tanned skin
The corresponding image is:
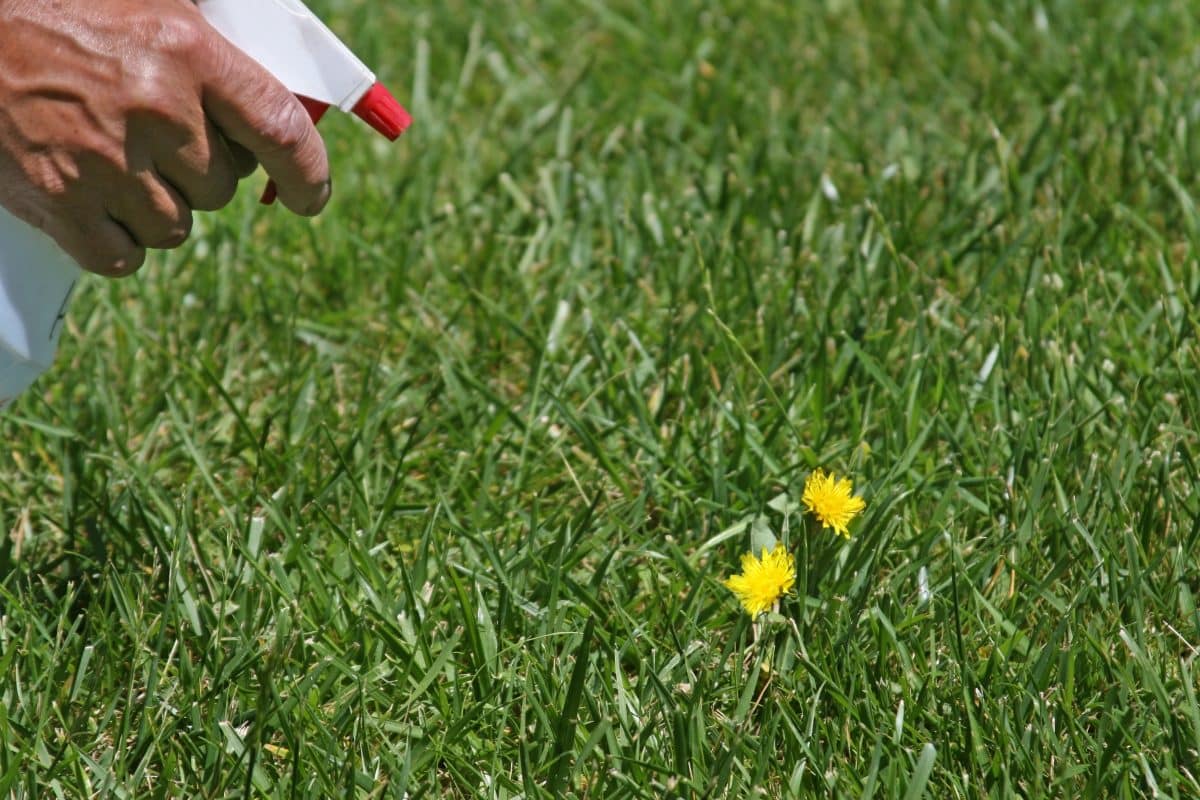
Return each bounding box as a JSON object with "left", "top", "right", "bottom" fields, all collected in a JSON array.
[{"left": 0, "top": 0, "right": 331, "bottom": 276}]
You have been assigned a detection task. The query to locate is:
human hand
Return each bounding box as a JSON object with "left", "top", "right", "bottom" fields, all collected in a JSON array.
[{"left": 0, "top": 0, "right": 331, "bottom": 277}]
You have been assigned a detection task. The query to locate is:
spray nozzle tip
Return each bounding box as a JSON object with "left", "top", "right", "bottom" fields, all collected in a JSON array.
[{"left": 352, "top": 82, "right": 412, "bottom": 141}]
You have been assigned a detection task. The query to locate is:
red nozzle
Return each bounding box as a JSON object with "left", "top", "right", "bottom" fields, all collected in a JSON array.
[{"left": 353, "top": 82, "right": 412, "bottom": 141}]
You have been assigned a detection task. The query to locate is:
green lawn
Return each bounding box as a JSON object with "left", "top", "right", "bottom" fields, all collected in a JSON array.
[{"left": 4, "top": 0, "right": 1200, "bottom": 796}]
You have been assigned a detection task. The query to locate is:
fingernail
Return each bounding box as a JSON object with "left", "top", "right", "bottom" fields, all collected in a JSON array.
[{"left": 306, "top": 181, "right": 332, "bottom": 216}]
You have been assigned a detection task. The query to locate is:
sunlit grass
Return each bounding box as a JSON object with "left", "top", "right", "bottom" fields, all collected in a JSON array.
[{"left": 3, "top": 0, "right": 1200, "bottom": 796}]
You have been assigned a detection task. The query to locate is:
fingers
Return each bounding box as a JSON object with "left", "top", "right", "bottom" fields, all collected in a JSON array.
[
  {"left": 197, "top": 39, "right": 331, "bottom": 216},
  {"left": 109, "top": 168, "right": 194, "bottom": 251},
  {"left": 66, "top": 168, "right": 191, "bottom": 276},
  {"left": 154, "top": 117, "right": 239, "bottom": 212},
  {"left": 37, "top": 166, "right": 193, "bottom": 277},
  {"left": 50, "top": 210, "right": 146, "bottom": 278}
]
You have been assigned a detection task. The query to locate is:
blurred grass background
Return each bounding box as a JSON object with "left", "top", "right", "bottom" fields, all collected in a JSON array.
[{"left": 3, "top": 0, "right": 1200, "bottom": 796}]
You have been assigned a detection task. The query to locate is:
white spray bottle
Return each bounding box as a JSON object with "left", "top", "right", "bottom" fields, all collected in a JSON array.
[{"left": 0, "top": 0, "right": 411, "bottom": 411}]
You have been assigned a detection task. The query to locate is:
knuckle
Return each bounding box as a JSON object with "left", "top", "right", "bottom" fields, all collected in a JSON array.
[
  {"left": 135, "top": 176, "right": 193, "bottom": 248},
  {"left": 91, "top": 247, "right": 146, "bottom": 278},
  {"left": 148, "top": 206, "right": 193, "bottom": 249},
  {"left": 145, "top": 13, "right": 207, "bottom": 59},
  {"left": 164, "top": 213, "right": 194, "bottom": 248},
  {"left": 258, "top": 99, "right": 312, "bottom": 156},
  {"left": 121, "top": 14, "right": 207, "bottom": 118},
  {"left": 125, "top": 73, "right": 177, "bottom": 119},
  {"left": 151, "top": 226, "right": 190, "bottom": 250}
]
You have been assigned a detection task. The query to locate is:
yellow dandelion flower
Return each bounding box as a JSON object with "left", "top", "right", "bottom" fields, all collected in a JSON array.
[
  {"left": 802, "top": 469, "right": 866, "bottom": 538},
  {"left": 723, "top": 545, "right": 796, "bottom": 617}
]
